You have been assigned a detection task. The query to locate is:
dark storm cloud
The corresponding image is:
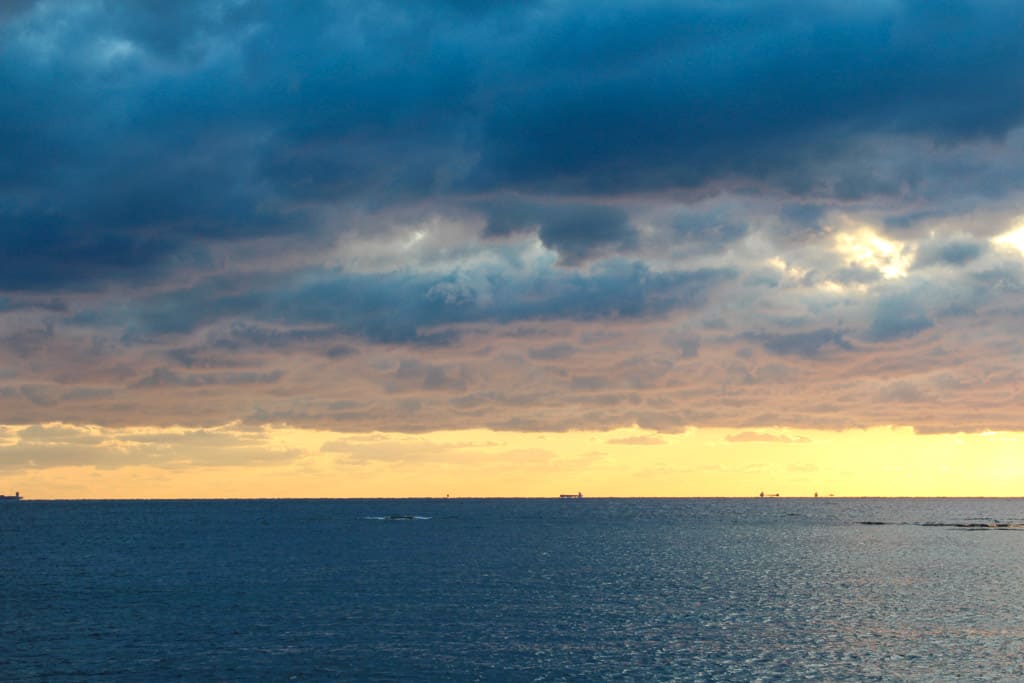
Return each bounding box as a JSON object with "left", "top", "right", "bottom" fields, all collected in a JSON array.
[
  {"left": 884, "top": 209, "right": 949, "bottom": 232},
  {"left": 85, "top": 262, "right": 735, "bottom": 343},
  {"left": 745, "top": 329, "right": 854, "bottom": 359},
  {"left": 537, "top": 206, "right": 636, "bottom": 266},
  {"left": 481, "top": 200, "right": 636, "bottom": 265},
  {"left": 0, "top": 1, "right": 33, "bottom": 22},
  {"left": 866, "top": 295, "right": 933, "bottom": 342},
  {"left": 670, "top": 211, "right": 748, "bottom": 253},
  {"left": 472, "top": 1, "right": 1024, "bottom": 195},
  {"left": 0, "top": 297, "right": 67, "bottom": 313},
  {"left": 776, "top": 203, "right": 829, "bottom": 241},
  {"left": 5, "top": 0, "right": 1024, "bottom": 440},
  {"left": 3, "top": 1, "right": 1024, "bottom": 290},
  {"left": 914, "top": 239, "right": 987, "bottom": 268}
]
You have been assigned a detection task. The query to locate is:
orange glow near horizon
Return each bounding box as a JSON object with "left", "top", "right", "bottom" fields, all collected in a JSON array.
[{"left": 4, "top": 424, "right": 1024, "bottom": 499}]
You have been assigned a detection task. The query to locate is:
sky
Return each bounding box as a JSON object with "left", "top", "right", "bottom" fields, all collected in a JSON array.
[{"left": 4, "top": 0, "right": 1024, "bottom": 498}]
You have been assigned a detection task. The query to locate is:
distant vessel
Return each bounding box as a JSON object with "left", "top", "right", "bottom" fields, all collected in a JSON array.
[
  {"left": 0, "top": 491, "right": 21, "bottom": 501},
  {"left": 560, "top": 492, "right": 583, "bottom": 499},
  {"left": 759, "top": 491, "right": 779, "bottom": 498}
]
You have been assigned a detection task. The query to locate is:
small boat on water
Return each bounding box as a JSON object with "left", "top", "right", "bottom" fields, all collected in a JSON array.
[
  {"left": 0, "top": 491, "right": 21, "bottom": 501},
  {"left": 560, "top": 492, "right": 583, "bottom": 499}
]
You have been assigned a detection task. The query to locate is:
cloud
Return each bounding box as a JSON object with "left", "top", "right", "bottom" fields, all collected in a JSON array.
[
  {"left": 326, "top": 344, "right": 358, "bottom": 359},
  {"left": 528, "top": 343, "right": 576, "bottom": 361},
  {"left": 20, "top": 384, "right": 61, "bottom": 407},
  {"left": 386, "top": 359, "right": 468, "bottom": 393},
  {"left": 725, "top": 432, "right": 810, "bottom": 444},
  {"left": 2, "top": 0, "right": 1023, "bottom": 292},
  {"left": 746, "top": 329, "right": 853, "bottom": 359},
  {"left": 670, "top": 211, "right": 748, "bottom": 252},
  {"left": 779, "top": 203, "right": 828, "bottom": 237},
  {"left": 0, "top": 297, "right": 67, "bottom": 313},
  {"left": 570, "top": 375, "right": 608, "bottom": 392},
  {"left": 472, "top": 2, "right": 1024, "bottom": 196},
  {"left": 481, "top": 200, "right": 637, "bottom": 265},
  {"left": 607, "top": 435, "right": 665, "bottom": 446},
  {"left": 1, "top": 0, "right": 1024, "bottom": 440},
  {"left": 3, "top": 324, "right": 54, "bottom": 358},
  {"left": 866, "top": 295, "right": 933, "bottom": 343},
  {"left": 538, "top": 205, "right": 636, "bottom": 266},
  {"left": 914, "top": 238, "right": 987, "bottom": 268},
  {"left": 0, "top": 423, "right": 303, "bottom": 470},
  {"left": 132, "top": 368, "right": 284, "bottom": 389},
  {"left": 877, "top": 381, "right": 928, "bottom": 404},
  {"left": 78, "top": 262, "right": 735, "bottom": 343}
]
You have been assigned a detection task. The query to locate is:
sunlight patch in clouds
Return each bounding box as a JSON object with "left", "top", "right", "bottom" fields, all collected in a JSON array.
[
  {"left": 991, "top": 221, "right": 1024, "bottom": 256},
  {"left": 834, "top": 226, "right": 912, "bottom": 280},
  {"left": 816, "top": 280, "right": 851, "bottom": 294},
  {"left": 766, "top": 256, "right": 809, "bottom": 282}
]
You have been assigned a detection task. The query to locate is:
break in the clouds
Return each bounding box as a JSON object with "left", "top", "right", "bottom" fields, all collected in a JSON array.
[{"left": 4, "top": 0, "right": 1024, "bottom": 461}]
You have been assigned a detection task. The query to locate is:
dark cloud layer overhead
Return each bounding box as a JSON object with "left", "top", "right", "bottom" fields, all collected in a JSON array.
[{"left": 3, "top": 0, "right": 1024, "bottom": 442}]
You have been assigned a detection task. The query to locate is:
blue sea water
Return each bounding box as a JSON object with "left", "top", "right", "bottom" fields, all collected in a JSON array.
[{"left": 2, "top": 498, "right": 1024, "bottom": 681}]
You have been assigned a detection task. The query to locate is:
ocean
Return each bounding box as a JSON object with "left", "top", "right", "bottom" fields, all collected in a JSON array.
[{"left": 2, "top": 498, "right": 1023, "bottom": 681}]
